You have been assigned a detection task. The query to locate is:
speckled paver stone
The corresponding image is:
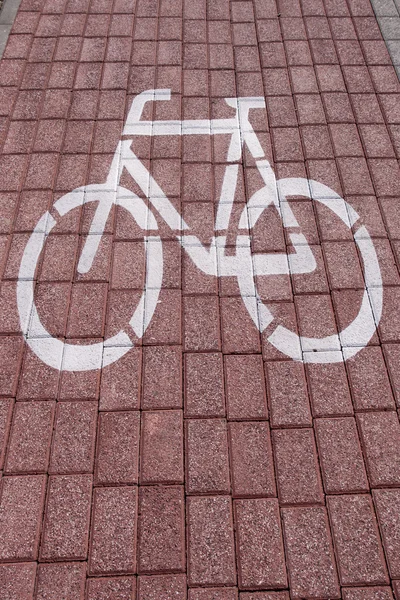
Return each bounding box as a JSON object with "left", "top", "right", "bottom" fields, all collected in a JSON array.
[{"left": 0, "top": 0, "right": 399, "bottom": 597}]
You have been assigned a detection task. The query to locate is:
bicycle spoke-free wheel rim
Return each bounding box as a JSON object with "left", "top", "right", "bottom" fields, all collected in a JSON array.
[
  {"left": 240, "top": 177, "right": 383, "bottom": 364},
  {"left": 17, "top": 186, "right": 163, "bottom": 372}
]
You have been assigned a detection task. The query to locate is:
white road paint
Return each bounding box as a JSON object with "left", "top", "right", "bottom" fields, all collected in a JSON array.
[{"left": 18, "top": 89, "right": 383, "bottom": 371}]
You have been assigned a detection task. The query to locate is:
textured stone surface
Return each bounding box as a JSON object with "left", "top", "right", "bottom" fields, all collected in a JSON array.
[{"left": 0, "top": 0, "right": 399, "bottom": 595}]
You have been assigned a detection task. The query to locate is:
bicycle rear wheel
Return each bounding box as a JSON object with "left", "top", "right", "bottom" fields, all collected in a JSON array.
[{"left": 17, "top": 184, "right": 163, "bottom": 372}]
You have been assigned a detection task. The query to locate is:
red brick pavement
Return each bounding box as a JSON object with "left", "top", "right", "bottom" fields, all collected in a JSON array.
[{"left": 0, "top": 0, "right": 400, "bottom": 598}]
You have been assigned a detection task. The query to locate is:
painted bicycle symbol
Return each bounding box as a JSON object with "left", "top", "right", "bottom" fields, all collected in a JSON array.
[{"left": 17, "top": 89, "right": 383, "bottom": 371}]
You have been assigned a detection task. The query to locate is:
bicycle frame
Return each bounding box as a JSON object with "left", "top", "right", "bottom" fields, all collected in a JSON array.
[{"left": 78, "top": 88, "right": 316, "bottom": 286}]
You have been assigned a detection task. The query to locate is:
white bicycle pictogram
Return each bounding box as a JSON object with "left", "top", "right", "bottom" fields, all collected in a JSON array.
[{"left": 17, "top": 89, "right": 383, "bottom": 371}]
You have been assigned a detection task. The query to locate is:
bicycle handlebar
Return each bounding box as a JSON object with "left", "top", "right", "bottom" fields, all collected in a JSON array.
[{"left": 122, "top": 89, "right": 266, "bottom": 160}]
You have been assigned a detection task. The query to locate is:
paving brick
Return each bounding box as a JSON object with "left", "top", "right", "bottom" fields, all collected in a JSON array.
[
  {"left": 346, "top": 347, "right": 395, "bottom": 410},
  {"left": 190, "top": 590, "right": 238, "bottom": 600},
  {"left": 95, "top": 411, "right": 140, "bottom": 485},
  {"left": 329, "top": 123, "right": 364, "bottom": 157},
  {"left": 383, "top": 343, "right": 400, "bottom": 406},
  {"left": 342, "top": 588, "right": 394, "bottom": 600},
  {"left": 235, "top": 498, "right": 287, "bottom": 590},
  {"left": 142, "top": 345, "right": 182, "bottom": 409},
  {"left": 239, "top": 594, "right": 289, "bottom": 600},
  {"left": 229, "top": 421, "right": 276, "bottom": 498},
  {"left": 100, "top": 348, "right": 141, "bottom": 411},
  {"left": 86, "top": 577, "right": 136, "bottom": 599},
  {"left": 49, "top": 401, "right": 97, "bottom": 474},
  {"left": 137, "top": 574, "right": 186, "bottom": 600},
  {"left": 36, "top": 563, "right": 86, "bottom": 600},
  {"left": 315, "top": 417, "right": 368, "bottom": 493},
  {"left": 89, "top": 486, "right": 137, "bottom": 575},
  {"left": 17, "top": 346, "right": 60, "bottom": 400},
  {"left": 66, "top": 283, "right": 107, "bottom": 338},
  {"left": 184, "top": 295, "right": 221, "bottom": 352},
  {"left": 0, "top": 563, "right": 36, "bottom": 600},
  {"left": 225, "top": 355, "right": 268, "bottom": 420},
  {"left": 41, "top": 474, "right": 92, "bottom": 561},
  {"left": 327, "top": 494, "right": 389, "bottom": 585},
  {"left": 323, "top": 241, "right": 365, "bottom": 289},
  {"left": 0, "top": 399, "right": 13, "bottom": 470},
  {"left": 347, "top": 195, "right": 387, "bottom": 238},
  {"left": 272, "top": 428, "right": 324, "bottom": 504},
  {"left": 272, "top": 127, "right": 303, "bottom": 162},
  {"left": 322, "top": 92, "right": 355, "bottom": 123},
  {"left": 373, "top": 489, "right": 400, "bottom": 579},
  {"left": 265, "top": 361, "right": 312, "bottom": 427},
  {"left": 0, "top": 475, "right": 46, "bottom": 561},
  {"left": 186, "top": 418, "right": 230, "bottom": 494},
  {"left": 142, "top": 289, "right": 181, "bottom": 345},
  {"left": 372, "top": 238, "right": 400, "bottom": 286},
  {"left": 357, "top": 411, "right": 400, "bottom": 486},
  {"left": 138, "top": 485, "right": 185, "bottom": 573},
  {"left": 140, "top": 410, "right": 183, "bottom": 484},
  {"left": 220, "top": 297, "right": 261, "bottom": 354},
  {"left": 282, "top": 506, "right": 339, "bottom": 598},
  {"left": 295, "top": 294, "right": 338, "bottom": 344},
  {"left": 375, "top": 287, "right": 400, "bottom": 343},
  {"left": 185, "top": 352, "right": 225, "bottom": 417},
  {"left": 187, "top": 495, "right": 236, "bottom": 586},
  {"left": 5, "top": 401, "right": 54, "bottom": 474},
  {"left": 360, "top": 124, "right": 396, "bottom": 158}
]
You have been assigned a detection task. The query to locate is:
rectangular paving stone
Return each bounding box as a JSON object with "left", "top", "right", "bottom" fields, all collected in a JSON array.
[
  {"left": 184, "top": 352, "right": 225, "bottom": 417},
  {"left": 0, "top": 399, "right": 13, "bottom": 470},
  {"left": 100, "top": 348, "right": 142, "bottom": 410},
  {"left": 187, "top": 495, "right": 236, "bottom": 587},
  {"left": 239, "top": 594, "right": 289, "bottom": 600},
  {"left": 89, "top": 486, "right": 137, "bottom": 575},
  {"left": 140, "top": 410, "right": 184, "bottom": 484},
  {"left": 357, "top": 411, "right": 400, "bottom": 486},
  {"left": 137, "top": 574, "right": 186, "bottom": 600},
  {"left": 306, "top": 361, "right": 354, "bottom": 416},
  {"left": 229, "top": 421, "right": 276, "bottom": 498},
  {"left": 327, "top": 494, "right": 389, "bottom": 586},
  {"left": 234, "top": 498, "right": 287, "bottom": 590},
  {"left": 265, "top": 361, "right": 312, "bottom": 427},
  {"left": 342, "top": 588, "right": 395, "bottom": 600},
  {"left": 0, "top": 474, "right": 46, "bottom": 561},
  {"left": 186, "top": 418, "right": 230, "bottom": 494},
  {"left": 41, "top": 474, "right": 92, "bottom": 561},
  {"left": 315, "top": 417, "right": 369, "bottom": 493},
  {"left": 373, "top": 488, "right": 400, "bottom": 578},
  {"left": 138, "top": 485, "right": 185, "bottom": 573},
  {"left": 142, "top": 345, "right": 182, "bottom": 409},
  {"left": 5, "top": 401, "right": 54, "bottom": 474},
  {"left": 225, "top": 355, "right": 268, "bottom": 420},
  {"left": 282, "top": 506, "right": 340, "bottom": 599},
  {"left": 49, "top": 401, "right": 97, "bottom": 474},
  {"left": 95, "top": 410, "right": 140, "bottom": 485},
  {"left": 190, "top": 589, "right": 238, "bottom": 600},
  {"left": 220, "top": 297, "right": 262, "bottom": 354},
  {"left": 0, "top": 336, "right": 23, "bottom": 396},
  {"left": 184, "top": 295, "right": 221, "bottom": 352},
  {"left": 0, "top": 563, "right": 36, "bottom": 600},
  {"left": 36, "top": 563, "right": 86, "bottom": 600},
  {"left": 272, "top": 428, "right": 324, "bottom": 505},
  {"left": 86, "top": 576, "right": 136, "bottom": 600}
]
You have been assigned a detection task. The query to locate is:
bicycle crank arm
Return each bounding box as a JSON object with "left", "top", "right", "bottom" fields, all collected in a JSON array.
[{"left": 252, "top": 233, "right": 317, "bottom": 276}]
